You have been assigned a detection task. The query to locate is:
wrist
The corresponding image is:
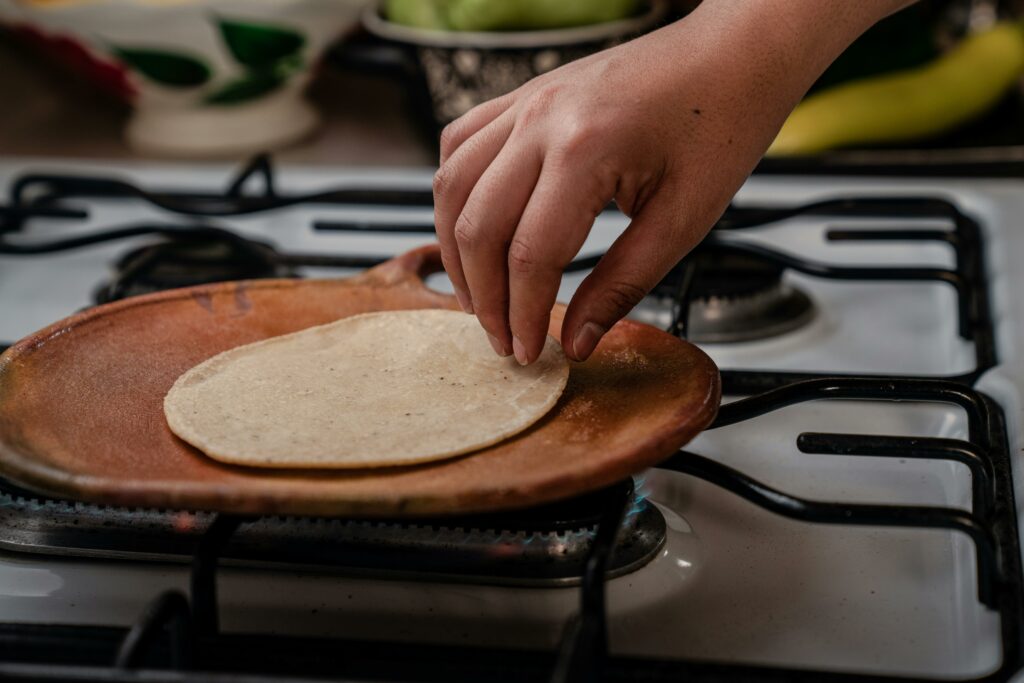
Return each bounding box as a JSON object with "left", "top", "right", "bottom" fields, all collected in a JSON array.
[
  {"left": 653, "top": 1, "right": 913, "bottom": 142},
  {"left": 683, "top": 1, "right": 912, "bottom": 84}
]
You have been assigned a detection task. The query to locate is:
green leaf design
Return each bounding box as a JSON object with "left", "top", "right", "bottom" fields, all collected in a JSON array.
[
  {"left": 273, "top": 53, "right": 304, "bottom": 79},
  {"left": 217, "top": 18, "right": 305, "bottom": 68},
  {"left": 113, "top": 48, "right": 210, "bottom": 87},
  {"left": 204, "top": 71, "right": 284, "bottom": 105}
]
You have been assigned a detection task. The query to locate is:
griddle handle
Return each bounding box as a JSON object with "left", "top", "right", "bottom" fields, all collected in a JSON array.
[{"left": 358, "top": 244, "right": 446, "bottom": 289}]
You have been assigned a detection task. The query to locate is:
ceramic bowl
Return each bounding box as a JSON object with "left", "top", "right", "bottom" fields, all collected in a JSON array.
[{"left": 1, "top": 0, "right": 370, "bottom": 156}]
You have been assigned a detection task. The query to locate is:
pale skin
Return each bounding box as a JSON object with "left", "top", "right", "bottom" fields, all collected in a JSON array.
[{"left": 433, "top": 0, "right": 915, "bottom": 364}]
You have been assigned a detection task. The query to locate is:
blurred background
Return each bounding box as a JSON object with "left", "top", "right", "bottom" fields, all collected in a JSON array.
[{"left": 1, "top": 0, "right": 1022, "bottom": 167}]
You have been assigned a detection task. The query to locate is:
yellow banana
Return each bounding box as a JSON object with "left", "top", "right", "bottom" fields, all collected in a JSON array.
[{"left": 767, "top": 23, "right": 1024, "bottom": 156}]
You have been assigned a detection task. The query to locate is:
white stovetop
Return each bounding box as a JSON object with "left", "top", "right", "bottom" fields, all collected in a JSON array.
[{"left": 1, "top": 158, "right": 1023, "bottom": 679}]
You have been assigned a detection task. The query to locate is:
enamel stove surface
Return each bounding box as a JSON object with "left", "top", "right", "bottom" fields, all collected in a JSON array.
[{"left": 0, "top": 157, "right": 1023, "bottom": 680}]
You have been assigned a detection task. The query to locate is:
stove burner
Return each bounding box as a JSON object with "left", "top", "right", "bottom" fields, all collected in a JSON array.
[
  {"left": 687, "top": 282, "right": 816, "bottom": 344},
  {"left": 0, "top": 477, "right": 666, "bottom": 586},
  {"left": 94, "top": 234, "right": 293, "bottom": 304},
  {"left": 635, "top": 247, "right": 816, "bottom": 343},
  {"left": 686, "top": 249, "right": 815, "bottom": 343}
]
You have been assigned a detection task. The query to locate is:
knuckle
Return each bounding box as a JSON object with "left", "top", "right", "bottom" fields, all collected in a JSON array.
[
  {"left": 439, "top": 121, "right": 462, "bottom": 159},
  {"left": 432, "top": 164, "right": 456, "bottom": 198},
  {"left": 556, "top": 120, "right": 599, "bottom": 160},
  {"left": 603, "top": 279, "right": 648, "bottom": 313},
  {"left": 517, "top": 85, "right": 560, "bottom": 126},
  {"left": 453, "top": 212, "right": 484, "bottom": 250},
  {"left": 507, "top": 239, "right": 545, "bottom": 276}
]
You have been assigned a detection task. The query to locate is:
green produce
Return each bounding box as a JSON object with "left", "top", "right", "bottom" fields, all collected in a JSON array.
[
  {"left": 768, "top": 22, "right": 1024, "bottom": 156},
  {"left": 446, "top": 0, "right": 638, "bottom": 31},
  {"left": 385, "top": 0, "right": 448, "bottom": 30},
  {"left": 385, "top": 0, "right": 638, "bottom": 32}
]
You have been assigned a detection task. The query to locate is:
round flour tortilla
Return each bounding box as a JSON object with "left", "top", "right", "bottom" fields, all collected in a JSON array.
[{"left": 163, "top": 309, "right": 569, "bottom": 468}]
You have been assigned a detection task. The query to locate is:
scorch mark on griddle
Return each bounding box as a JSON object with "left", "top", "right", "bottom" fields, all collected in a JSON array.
[
  {"left": 233, "top": 282, "right": 252, "bottom": 316},
  {"left": 192, "top": 292, "right": 214, "bottom": 313}
]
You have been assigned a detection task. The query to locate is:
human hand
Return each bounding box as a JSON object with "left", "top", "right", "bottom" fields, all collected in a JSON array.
[{"left": 433, "top": 0, "right": 911, "bottom": 364}]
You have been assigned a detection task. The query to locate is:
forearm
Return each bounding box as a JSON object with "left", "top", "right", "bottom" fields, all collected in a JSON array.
[
  {"left": 666, "top": 1, "right": 918, "bottom": 137},
  {"left": 703, "top": 1, "right": 917, "bottom": 70},
  {"left": 685, "top": 0, "right": 916, "bottom": 77},
  {"left": 599, "top": 0, "right": 917, "bottom": 226}
]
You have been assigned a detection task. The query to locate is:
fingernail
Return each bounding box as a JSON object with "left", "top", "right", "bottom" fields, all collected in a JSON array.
[
  {"left": 487, "top": 333, "right": 510, "bottom": 357},
  {"left": 512, "top": 336, "right": 528, "bottom": 366},
  {"left": 572, "top": 322, "right": 605, "bottom": 361},
  {"left": 454, "top": 287, "right": 474, "bottom": 314}
]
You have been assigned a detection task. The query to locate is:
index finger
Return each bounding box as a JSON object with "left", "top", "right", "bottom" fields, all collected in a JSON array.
[{"left": 506, "top": 163, "right": 610, "bottom": 364}]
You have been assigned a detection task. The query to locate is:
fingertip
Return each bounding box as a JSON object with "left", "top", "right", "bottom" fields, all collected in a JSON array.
[
  {"left": 570, "top": 321, "right": 606, "bottom": 362},
  {"left": 508, "top": 313, "right": 553, "bottom": 367},
  {"left": 475, "top": 312, "right": 513, "bottom": 357},
  {"left": 512, "top": 336, "right": 529, "bottom": 366},
  {"left": 487, "top": 332, "right": 510, "bottom": 357},
  {"left": 454, "top": 287, "right": 474, "bottom": 314}
]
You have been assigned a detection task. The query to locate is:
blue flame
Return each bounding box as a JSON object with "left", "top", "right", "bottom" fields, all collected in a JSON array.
[{"left": 625, "top": 474, "right": 651, "bottom": 521}]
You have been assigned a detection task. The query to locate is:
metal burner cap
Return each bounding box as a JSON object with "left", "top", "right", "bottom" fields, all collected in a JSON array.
[
  {"left": 94, "top": 234, "right": 292, "bottom": 304},
  {"left": 632, "top": 245, "right": 819, "bottom": 344},
  {"left": 687, "top": 282, "right": 816, "bottom": 343}
]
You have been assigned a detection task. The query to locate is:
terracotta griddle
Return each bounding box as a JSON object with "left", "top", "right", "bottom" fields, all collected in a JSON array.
[{"left": 0, "top": 245, "right": 720, "bottom": 517}]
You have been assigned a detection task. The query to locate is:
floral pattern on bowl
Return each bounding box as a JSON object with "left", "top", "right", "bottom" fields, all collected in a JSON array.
[{"left": 1, "top": 0, "right": 370, "bottom": 156}]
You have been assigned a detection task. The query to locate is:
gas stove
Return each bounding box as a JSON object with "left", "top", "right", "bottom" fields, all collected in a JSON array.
[{"left": 0, "top": 155, "right": 1022, "bottom": 682}]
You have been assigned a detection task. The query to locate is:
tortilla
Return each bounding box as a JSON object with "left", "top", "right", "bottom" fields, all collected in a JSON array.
[{"left": 163, "top": 309, "right": 570, "bottom": 468}]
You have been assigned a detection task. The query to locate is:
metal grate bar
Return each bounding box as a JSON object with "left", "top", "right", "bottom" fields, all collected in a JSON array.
[
  {"left": 797, "top": 433, "right": 996, "bottom": 519},
  {"left": 661, "top": 451, "right": 999, "bottom": 606},
  {"left": 7, "top": 156, "right": 433, "bottom": 219}
]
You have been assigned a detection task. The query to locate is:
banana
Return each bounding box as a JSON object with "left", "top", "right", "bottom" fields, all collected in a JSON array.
[{"left": 767, "top": 23, "right": 1024, "bottom": 156}]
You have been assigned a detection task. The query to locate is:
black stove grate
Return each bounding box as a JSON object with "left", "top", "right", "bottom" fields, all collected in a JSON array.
[
  {"left": 0, "top": 156, "right": 1020, "bottom": 683},
  {"left": 0, "top": 156, "right": 999, "bottom": 387},
  {"left": 4, "top": 154, "right": 433, "bottom": 224},
  {"left": 0, "top": 377, "right": 1018, "bottom": 683},
  {"left": 0, "top": 475, "right": 666, "bottom": 587},
  {"left": 691, "top": 197, "right": 996, "bottom": 391}
]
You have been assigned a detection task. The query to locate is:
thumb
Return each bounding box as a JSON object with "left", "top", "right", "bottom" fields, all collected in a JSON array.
[{"left": 561, "top": 192, "right": 709, "bottom": 361}]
